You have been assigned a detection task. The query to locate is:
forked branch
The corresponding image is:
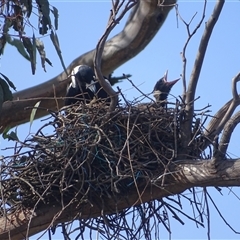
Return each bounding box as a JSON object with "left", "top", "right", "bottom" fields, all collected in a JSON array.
[{"left": 204, "top": 72, "right": 240, "bottom": 149}]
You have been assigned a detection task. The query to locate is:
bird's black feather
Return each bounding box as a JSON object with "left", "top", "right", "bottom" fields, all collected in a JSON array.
[
  {"left": 153, "top": 73, "right": 179, "bottom": 106},
  {"left": 65, "top": 65, "right": 110, "bottom": 106}
]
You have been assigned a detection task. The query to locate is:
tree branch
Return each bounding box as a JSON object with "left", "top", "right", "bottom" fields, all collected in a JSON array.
[
  {"left": 219, "top": 111, "right": 240, "bottom": 156},
  {"left": 214, "top": 72, "right": 240, "bottom": 136},
  {"left": 180, "top": 0, "right": 225, "bottom": 149},
  {"left": 1, "top": 157, "right": 240, "bottom": 240},
  {"left": 177, "top": 1, "right": 207, "bottom": 101},
  {"left": 94, "top": 1, "right": 137, "bottom": 112},
  {"left": 203, "top": 72, "right": 240, "bottom": 150},
  {"left": 0, "top": 0, "right": 176, "bottom": 132}
]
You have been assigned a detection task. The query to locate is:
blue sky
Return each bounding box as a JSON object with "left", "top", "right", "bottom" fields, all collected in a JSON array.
[{"left": 1, "top": 1, "right": 240, "bottom": 239}]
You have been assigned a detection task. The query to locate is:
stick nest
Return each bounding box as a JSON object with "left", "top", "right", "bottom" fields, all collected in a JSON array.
[{"left": 0, "top": 98, "right": 207, "bottom": 238}]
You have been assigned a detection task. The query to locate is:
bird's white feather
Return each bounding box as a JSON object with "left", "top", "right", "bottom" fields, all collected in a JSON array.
[{"left": 86, "top": 80, "right": 96, "bottom": 93}]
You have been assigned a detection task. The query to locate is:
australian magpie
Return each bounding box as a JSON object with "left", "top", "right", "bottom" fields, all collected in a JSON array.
[
  {"left": 65, "top": 65, "right": 110, "bottom": 106},
  {"left": 153, "top": 71, "right": 179, "bottom": 106}
]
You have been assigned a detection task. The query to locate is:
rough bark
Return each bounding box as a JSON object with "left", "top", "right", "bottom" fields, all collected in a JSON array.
[
  {"left": 1, "top": 158, "right": 240, "bottom": 240},
  {"left": 0, "top": 0, "right": 176, "bottom": 133}
]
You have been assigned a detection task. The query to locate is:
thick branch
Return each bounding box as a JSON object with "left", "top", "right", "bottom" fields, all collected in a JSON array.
[
  {"left": 219, "top": 111, "right": 240, "bottom": 155},
  {"left": 203, "top": 73, "right": 240, "bottom": 150},
  {"left": 213, "top": 72, "right": 240, "bottom": 137},
  {"left": 1, "top": 158, "right": 240, "bottom": 240},
  {"left": 0, "top": 0, "right": 176, "bottom": 132}
]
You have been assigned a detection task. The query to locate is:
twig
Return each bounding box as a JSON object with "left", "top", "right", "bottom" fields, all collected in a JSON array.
[
  {"left": 206, "top": 190, "right": 240, "bottom": 234},
  {"left": 203, "top": 188, "right": 211, "bottom": 240},
  {"left": 176, "top": 1, "right": 207, "bottom": 100}
]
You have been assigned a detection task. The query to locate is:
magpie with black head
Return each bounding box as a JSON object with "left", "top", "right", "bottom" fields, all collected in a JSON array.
[
  {"left": 153, "top": 71, "right": 179, "bottom": 106},
  {"left": 65, "top": 65, "right": 110, "bottom": 106}
]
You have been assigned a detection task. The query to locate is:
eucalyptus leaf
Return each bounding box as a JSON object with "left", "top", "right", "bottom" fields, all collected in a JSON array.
[
  {"left": 36, "top": 0, "right": 51, "bottom": 32},
  {"left": 50, "top": 30, "right": 67, "bottom": 75},
  {"left": 0, "top": 72, "right": 16, "bottom": 91},
  {"left": 0, "top": 84, "right": 3, "bottom": 113},
  {"left": 6, "top": 34, "right": 30, "bottom": 61},
  {"left": 6, "top": 131, "right": 19, "bottom": 141},
  {"left": 20, "top": 0, "right": 32, "bottom": 18},
  {"left": 29, "top": 101, "right": 41, "bottom": 131},
  {"left": 0, "top": 78, "right": 13, "bottom": 102},
  {"left": 45, "top": 57, "right": 53, "bottom": 67},
  {"left": 32, "top": 33, "right": 37, "bottom": 74},
  {"left": 35, "top": 38, "right": 47, "bottom": 71},
  {"left": 51, "top": 6, "right": 59, "bottom": 30},
  {"left": 22, "top": 37, "right": 36, "bottom": 74},
  {"left": 2, "top": 126, "right": 18, "bottom": 141}
]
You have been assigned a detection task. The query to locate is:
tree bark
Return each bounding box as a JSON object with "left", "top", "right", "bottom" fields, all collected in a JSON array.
[
  {"left": 0, "top": 0, "right": 176, "bottom": 133},
  {"left": 1, "top": 158, "right": 240, "bottom": 240}
]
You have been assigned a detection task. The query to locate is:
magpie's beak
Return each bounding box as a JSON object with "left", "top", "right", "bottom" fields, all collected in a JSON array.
[
  {"left": 163, "top": 70, "right": 180, "bottom": 86},
  {"left": 86, "top": 80, "right": 96, "bottom": 93}
]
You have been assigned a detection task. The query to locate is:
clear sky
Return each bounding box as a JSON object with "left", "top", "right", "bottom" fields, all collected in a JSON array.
[{"left": 1, "top": 1, "right": 240, "bottom": 239}]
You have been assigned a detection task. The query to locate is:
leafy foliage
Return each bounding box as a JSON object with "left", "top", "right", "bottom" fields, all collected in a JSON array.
[
  {"left": 0, "top": 73, "right": 16, "bottom": 112},
  {"left": 2, "top": 126, "right": 19, "bottom": 141},
  {"left": 0, "top": 0, "right": 62, "bottom": 74},
  {"left": 0, "top": 0, "right": 64, "bottom": 111}
]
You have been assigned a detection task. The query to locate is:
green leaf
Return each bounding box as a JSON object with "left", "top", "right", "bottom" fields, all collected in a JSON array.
[
  {"left": 0, "top": 78, "right": 13, "bottom": 102},
  {"left": 29, "top": 101, "right": 41, "bottom": 130},
  {"left": 2, "top": 127, "right": 19, "bottom": 141},
  {"left": 0, "top": 84, "right": 3, "bottom": 113},
  {"left": 22, "top": 37, "right": 36, "bottom": 74},
  {"left": 20, "top": 0, "right": 33, "bottom": 18},
  {"left": 3, "top": 18, "right": 12, "bottom": 34},
  {"left": 0, "top": 36, "right": 7, "bottom": 55},
  {"left": 32, "top": 33, "right": 37, "bottom": 73},
  {"left": 50, "top": 30, "right": 67, "bottom": 75},
  {"left": 0, "top": 18, "right": 10, "bottom": 55},
  {"left": 45, "top": 57, "right": 52, "bottom": 66},
  {"left": 6, "top": 131, "right": 19, "bottom": 141},
  {"left": 51, "top": 6, "right": 59, "bottom": 30},
  {"left": 2, "top": 126, "right": 11, "bottom": 136},
  {"left": 6, "top": 34, "right": 30, "bottom": 61},
  {"left": 35, "top": 38, "right": 47, "bottom": 71},
  {"left": 36, "top": 0, "right": 51, "bottom": 34},
  {"left": 12, "top": 5, "right": 23, "bottom": 33},
  {"left": 0, "top": 72, "right": 16, "bottom": 91}
]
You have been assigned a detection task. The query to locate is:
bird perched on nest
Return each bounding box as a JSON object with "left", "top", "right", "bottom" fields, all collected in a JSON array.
[
  {"left": 65, "top": 65, "right": 111, "bottom": 106},
  {"left": 153, "top": 71, "right": 180, "bottom": 106}
]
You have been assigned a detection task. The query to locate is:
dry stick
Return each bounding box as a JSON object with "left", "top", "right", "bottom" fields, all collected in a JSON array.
[
  {"left": 181, "top": 1, "right": 225, "bottom": 149},
  {"left": 125, "top": 76, "right": 154, "bottom": 103},
  {"left": 206, "top": 190, "right": 240, "bottom": 234},
  {"left": 203, "top": 188, "right": 211, "bottom": 240},
  {"left": 94, "top": 1, "right": 137, "bottom": 112}
]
